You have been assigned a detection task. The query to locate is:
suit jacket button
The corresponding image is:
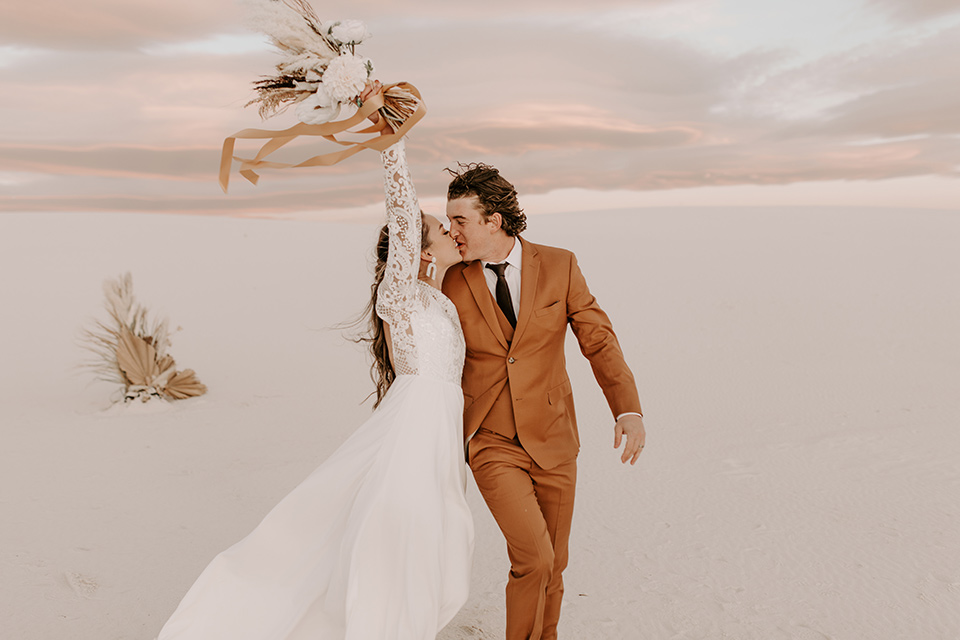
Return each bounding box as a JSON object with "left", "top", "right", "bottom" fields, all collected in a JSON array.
[{"left": 508, "top": 357, "right": 515, "bottom": 364}]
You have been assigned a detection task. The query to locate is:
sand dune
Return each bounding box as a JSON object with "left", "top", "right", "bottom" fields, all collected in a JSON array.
[{"left": 1, "top": 207, "right": 958, "bottom": 639}]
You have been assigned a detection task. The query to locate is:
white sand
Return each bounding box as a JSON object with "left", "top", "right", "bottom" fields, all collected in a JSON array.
[{"left": 1, "top": 207, "right": 958, "bottom": 639}]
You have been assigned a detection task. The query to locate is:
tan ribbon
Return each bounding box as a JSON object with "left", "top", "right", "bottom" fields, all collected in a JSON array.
[{"left": 219, "top": 82, "right": 425, "bottom": 193}]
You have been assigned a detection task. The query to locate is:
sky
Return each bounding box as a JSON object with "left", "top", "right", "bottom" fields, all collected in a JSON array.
[{"left": 1, "top": 0, "right": 958, "bottom": 219}]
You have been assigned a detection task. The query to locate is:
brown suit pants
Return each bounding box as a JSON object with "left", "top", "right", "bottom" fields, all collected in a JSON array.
[{"left": 468, "top": 428, "right": 577, "bottom": 640}]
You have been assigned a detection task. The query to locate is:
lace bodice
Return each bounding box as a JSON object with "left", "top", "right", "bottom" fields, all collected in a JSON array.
[{"left": 375, "top": 140, "right": 464, "bottom": 385}]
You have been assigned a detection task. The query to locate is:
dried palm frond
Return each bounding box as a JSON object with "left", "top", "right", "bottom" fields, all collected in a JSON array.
[
  {"left": 164, "top": 370, "right": 208, "bottom": 400},
  {"left": 80, "top": 272, "right": 206, "bottom": 405},
  {"left": 117, "top": 328, "right": 159, "bottom": 387},
  {"left": 153, "top": 354, "right": 177, "bottom": 388}
]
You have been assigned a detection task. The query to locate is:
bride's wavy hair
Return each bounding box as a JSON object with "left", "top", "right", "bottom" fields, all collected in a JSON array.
[{"left": 358, "top": 215, "right": 431, "bottom": 408}]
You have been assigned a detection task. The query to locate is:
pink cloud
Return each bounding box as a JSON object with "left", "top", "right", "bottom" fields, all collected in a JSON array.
[
  {"left": 0, "top": 188, "right": 375, "bottom": 216},
  {"left": 1, "top": 2, "right": 958, "bottom": 215},
  {"left": 0, "top": 1, "right": 233, "bottom": 49},
  {"left": 0, "top": 0, "right": 677, "bottom": 49},
  {"left": 1, "top": 133, "right": 955, "bottom": 215}
]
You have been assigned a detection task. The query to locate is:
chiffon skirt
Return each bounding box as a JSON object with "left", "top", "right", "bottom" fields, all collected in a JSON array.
[{"left": 157, "top": 375, "right": 474, "bottom": 640}]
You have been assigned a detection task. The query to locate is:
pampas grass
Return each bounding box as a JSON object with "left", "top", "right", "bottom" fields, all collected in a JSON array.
[
  {"left": 81, "top": 273, "right": 206, "bottom": 404},
  {"left": 243, "top": 0, "right": 339, "bottom": 58}
]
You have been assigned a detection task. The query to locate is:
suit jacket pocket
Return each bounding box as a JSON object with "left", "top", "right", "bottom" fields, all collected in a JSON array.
[
  {"left": 535, "top": 300, "right": 563, "bottom": 318},
  {"left": 547, "top": 379, "right": 573, "bottom": 405}
]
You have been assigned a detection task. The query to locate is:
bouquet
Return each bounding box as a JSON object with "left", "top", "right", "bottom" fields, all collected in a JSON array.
[{"left": 220, "top": 0, "right": 426, "bottom": 191}]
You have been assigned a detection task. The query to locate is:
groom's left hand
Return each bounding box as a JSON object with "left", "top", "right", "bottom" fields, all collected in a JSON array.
[{"left": 614, "top": 414, "right": 646, "bottom": 465}]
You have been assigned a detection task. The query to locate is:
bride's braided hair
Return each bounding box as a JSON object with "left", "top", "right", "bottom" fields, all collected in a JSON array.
[
  {"left": 445, "top": 162, "right": 527, "bottom": 237},
  {"left": 362, "top": 215, "right": 431, "bottom": 408}
]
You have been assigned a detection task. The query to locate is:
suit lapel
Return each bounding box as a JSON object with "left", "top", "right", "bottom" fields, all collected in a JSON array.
[
  {"left": 511, "top": 238, "right": 540, "bottom": 346},
  {"left": 462, "top": 260, "right": 509, "bottom": 350}
]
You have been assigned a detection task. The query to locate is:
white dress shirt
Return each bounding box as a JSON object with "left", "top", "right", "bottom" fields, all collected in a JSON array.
[{"left": 480, "top": 238, "right": 523, "bottom": 319}]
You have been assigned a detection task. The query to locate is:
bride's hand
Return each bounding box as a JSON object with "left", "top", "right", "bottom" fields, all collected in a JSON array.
[{"left": 359, "top": 80, "right": 392, "bottom": 134}]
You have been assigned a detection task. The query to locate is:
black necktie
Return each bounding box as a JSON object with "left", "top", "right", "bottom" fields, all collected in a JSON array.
[{"left": 485, "top": 262, "right": 517, "bottom": 328}]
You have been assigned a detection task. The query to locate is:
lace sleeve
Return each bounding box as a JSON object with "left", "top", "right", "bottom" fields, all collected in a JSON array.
[{"left": 374, "top": 138, "right": 421, "bottom": 328}]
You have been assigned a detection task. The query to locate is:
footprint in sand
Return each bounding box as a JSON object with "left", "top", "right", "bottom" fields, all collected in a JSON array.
[
  {"left": 64, "top": 572, "right": 99, "bottom": 598},
  {"left": 719, "top": 458, "right": 760, "bottom": 479},
  {"left": 777, "top": 624, "right": 833, "bottom": 639}
]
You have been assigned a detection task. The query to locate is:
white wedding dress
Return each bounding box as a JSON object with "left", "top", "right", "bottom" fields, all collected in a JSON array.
[{"left": 157, "top": 140, "right": 474, "bottom": 640}]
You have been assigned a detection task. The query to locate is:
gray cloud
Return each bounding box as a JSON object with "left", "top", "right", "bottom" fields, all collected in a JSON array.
[
  {"left": 868, "top": 0, "right": 960, "bottom": 22},
  {"left": 816, "top": 81, "right": 960, "bottom": 137},
  {"left": 753, "top": 25, "right": 960, "bottom": 139}
]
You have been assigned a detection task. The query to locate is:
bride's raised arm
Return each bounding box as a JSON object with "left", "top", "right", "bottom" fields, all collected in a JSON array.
[{"left": 374, "top": 137, "right": 422, "bottom": 329}]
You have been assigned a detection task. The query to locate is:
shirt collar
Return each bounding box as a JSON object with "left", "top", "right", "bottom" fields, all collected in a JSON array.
[{"left": 482, "top": 237, "right": 523, "bottom": 271}]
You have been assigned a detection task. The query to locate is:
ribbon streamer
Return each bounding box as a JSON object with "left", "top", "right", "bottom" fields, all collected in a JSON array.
[{"left": 219, "top": 82, "right": 425, "bottom": 193}]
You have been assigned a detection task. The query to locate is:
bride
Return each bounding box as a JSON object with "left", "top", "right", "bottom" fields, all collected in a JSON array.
[{"left": 157, "top": 82, "right": 474, "bottom": 639}]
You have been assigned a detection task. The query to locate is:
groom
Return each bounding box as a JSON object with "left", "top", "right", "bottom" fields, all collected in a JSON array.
[{"left": 442, "top": 163, "right": 645, "bottom": 640}]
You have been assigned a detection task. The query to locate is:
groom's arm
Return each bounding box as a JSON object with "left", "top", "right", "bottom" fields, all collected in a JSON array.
[
  {"left": 565, "top": 252, "right": 641, "bottom": 416},
  {"left": 565, "top": 252, "right": 646, "bottom": 463}
]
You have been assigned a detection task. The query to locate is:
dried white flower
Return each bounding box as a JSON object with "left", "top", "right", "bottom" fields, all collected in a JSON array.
[
  {"left": 329, "top": 20, "right": 370, "bottom": 45},
  {"left": 322, "top": 52, "right": 372, "bottom": 103},
  {"left": 296, "top": 84, "right": 341, "bottom": 124}
]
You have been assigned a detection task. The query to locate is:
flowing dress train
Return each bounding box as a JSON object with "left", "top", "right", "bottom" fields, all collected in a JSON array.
[{"left": 157, "top": 139, "right": 474, "bottom": 640}]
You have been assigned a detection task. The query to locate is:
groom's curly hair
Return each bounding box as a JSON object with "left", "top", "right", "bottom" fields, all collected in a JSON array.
[{"left": 445, "top": 162, "right": 527, "bottom": 237}]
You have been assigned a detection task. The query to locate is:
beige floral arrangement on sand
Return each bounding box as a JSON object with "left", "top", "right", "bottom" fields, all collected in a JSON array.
[{"left": 81, "top": 273, "right": 206, "bottom": 404}]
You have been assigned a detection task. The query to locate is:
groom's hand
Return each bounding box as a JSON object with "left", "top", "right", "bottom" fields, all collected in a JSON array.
[{"left": 614, "top": 414, "right": 645, "bottom": 465}]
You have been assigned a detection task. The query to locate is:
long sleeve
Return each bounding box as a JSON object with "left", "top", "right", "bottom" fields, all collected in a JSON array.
[
  {"left": 375, "top": 138, "right": 422, "bottom": 328},
  {"left": 566, "top": 252, "right": 643, "bottom": 419}
]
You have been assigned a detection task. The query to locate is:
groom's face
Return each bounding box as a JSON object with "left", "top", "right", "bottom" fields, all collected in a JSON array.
[{"left": 446, "top": 195, "right": 500, "bottom": 262}]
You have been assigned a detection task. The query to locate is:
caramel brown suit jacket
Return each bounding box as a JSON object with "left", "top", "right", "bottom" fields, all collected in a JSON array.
[{"left": 442, "top": 237, "right": 642, "bottom": 470}]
